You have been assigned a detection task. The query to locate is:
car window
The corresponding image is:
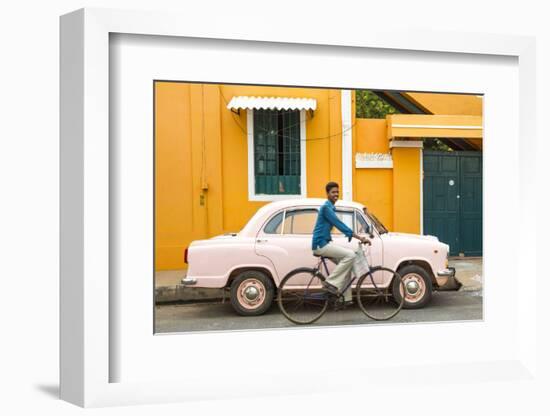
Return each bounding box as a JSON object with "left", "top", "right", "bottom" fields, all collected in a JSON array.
[
  {"left": 282, "top": 209, "right": 318, "bottom": 234},
  {"left": 263, "top": 211, "right": 284, "bottom": 234},
  {"left": 332, "top": 210, "right": 355, "bottom": 235},
  {"left": 355, "top": 210, "right": 370, "bottom": 234}
]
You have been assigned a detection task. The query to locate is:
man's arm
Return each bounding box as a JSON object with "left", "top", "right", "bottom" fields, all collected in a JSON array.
[
  {"left": 322, "top": 206, "right": 355, "bottom": 241},
  {"left": 322, "top": 205, "right": 370, "bottom": 244}
]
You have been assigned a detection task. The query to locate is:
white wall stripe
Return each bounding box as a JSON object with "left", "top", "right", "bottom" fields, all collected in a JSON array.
[
  {"left": 341, "top": 90, "right": 353, "bottom": 201},
  {"left": 392, "top": 124, "right": 482, "bottom": 129}
]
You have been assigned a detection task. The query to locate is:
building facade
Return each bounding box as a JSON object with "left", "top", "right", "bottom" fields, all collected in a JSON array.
[{"left": 155, "top": 82, "right": 482, "bottom": 270}]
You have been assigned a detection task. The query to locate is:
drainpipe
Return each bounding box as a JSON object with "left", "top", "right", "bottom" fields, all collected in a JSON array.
[{"left": 341, "top": 90, "right": 353, "bottom": 201}]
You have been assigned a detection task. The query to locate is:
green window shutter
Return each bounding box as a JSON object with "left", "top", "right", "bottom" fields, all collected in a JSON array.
[{"left": 254, "top": 109, "right": 301, "bottom": 195}]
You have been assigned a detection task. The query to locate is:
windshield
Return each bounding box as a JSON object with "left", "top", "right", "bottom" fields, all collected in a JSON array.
[{"left": 363, "top": 209, "right": 388, "bottom": 235}]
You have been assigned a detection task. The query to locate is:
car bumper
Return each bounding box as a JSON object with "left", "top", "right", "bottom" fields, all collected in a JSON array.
[
  {"left": 181, "top": 277, "right": 197, "bottom": 286},
  {"left": 179, "top": 274, "right": 230, "bottom": 288},
  {"left": 435, "top": 267, "right": 463, "bottom": 291}
]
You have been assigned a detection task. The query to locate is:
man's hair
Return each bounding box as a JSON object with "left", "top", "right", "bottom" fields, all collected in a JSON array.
[{"left": 325, "top": 181, "right": 339, "bottom": 193}]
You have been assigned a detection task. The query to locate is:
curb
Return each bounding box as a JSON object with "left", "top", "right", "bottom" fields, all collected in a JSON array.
[
  {"left": 155, "top": 285, "right": 226, "bottom": 303},
  {"left": 460, "top": 286, "right": 482, "bottom": 292}
]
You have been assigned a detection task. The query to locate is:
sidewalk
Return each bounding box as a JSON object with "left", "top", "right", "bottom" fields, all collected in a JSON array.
[
  {"left": 449, "top": 257, "right": 483, "bottom": 291},
  {"left": 155, "top": 257, "right": 483, "bottom": 303}
]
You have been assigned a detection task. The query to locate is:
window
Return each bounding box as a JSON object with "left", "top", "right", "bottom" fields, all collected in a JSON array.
[
  {"left": 281, "top": 209, "right": 318, "bottom": 234},
  {"left": 249, "top": 109, "right": 306, "bottom": 199},
  {"left": 364, "top": 210, "right": 388, "bottom": 234},
  {"left": 263, "top": 208, "right": 363, "bottom": 236},
  {"left": 355, "top": 210, "right": 371, "bottom": 234},
  {"left": 331, "top": 210, "right": 355, "bottom": 235},
  {"left": 263, "top": 211, "right": 284, "bottom": 234}
]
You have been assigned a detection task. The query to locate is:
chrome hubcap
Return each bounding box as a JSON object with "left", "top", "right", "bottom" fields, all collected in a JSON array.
[
  {"left": 244, "top": 286, "right": 260, "bottom": 301},
  {"left": 406, "top": 280, "right": 420, "bottom": 295},
  {"left": 237, "top": 278, "right": 266, "bottom": 310},
  {"left": 400, "top": 273, "right": 426, "bottom": 303}
]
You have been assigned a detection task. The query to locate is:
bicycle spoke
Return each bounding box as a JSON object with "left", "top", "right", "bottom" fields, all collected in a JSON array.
[
  {"left": 278, "top": 269, "right": 329, "bottom": 325},
  {"left": 281, "top": 291, "right": 302, "bottom": 301},
  {"left": 356, "top": 268, "right": 404, "bottom": 321},
  {"left": 288, "top": 299, "right": 304, "bottom": 313}
]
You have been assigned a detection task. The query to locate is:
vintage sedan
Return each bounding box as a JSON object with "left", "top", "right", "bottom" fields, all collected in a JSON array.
[{"left": 182, "top": 198, "right": 462, "bottom": 316}]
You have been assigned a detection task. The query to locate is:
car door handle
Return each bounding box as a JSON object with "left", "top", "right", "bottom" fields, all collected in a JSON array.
[{"left": 256, "top": 238, "right": 268, "bottom": 243}]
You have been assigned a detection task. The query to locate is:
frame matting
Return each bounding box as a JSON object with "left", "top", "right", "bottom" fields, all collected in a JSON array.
[{"left": 60, "top": 7, "right": 538, "bottom": 408}]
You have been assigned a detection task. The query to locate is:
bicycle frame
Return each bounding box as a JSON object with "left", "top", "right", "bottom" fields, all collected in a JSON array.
[
  {"left": 311, "top": 255, "right": 358, "bottom": 300},
  {"left": 313, "top": 243, "right": 382, "bottom": 297},
  {"left": 279, "top": 243, "right": 403, "bottom": 323}
]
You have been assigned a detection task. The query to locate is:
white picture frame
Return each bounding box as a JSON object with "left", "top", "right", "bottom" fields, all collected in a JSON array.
[{"left": 60, "top": 7, "right": 540, "bottom": 408}]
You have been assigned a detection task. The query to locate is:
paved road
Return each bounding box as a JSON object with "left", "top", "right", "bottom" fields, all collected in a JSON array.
[{"left": 155, "top": 290, "right": 483, "bottom": 333}]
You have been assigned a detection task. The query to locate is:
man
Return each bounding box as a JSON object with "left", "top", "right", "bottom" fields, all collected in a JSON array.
[{"left": 311, "top": 181, "right": 370, "bottom": 305}]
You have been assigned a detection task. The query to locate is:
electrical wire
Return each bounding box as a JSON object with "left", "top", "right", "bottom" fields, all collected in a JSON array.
[{"left": 218, "top": 85, "right": 248, "bottom": 135}]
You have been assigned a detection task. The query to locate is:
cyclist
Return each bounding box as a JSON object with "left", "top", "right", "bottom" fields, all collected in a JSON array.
[{"left": 311, "top": 181, "right": 370, "bottom": 305}]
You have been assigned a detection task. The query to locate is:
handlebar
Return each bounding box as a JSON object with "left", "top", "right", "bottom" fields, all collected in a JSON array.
[{"left": 358, "top": 239, "right": 372, "bottom": 246}]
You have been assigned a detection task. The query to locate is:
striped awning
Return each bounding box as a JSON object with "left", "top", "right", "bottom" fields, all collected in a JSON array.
[{"left": 226, "top": 96, "right": 317, "bottom": 111}]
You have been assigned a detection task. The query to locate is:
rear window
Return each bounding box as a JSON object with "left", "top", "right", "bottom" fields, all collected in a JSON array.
[
  {"left": 263, "top": 211, "right": 284, "bottom": 234},
  {"left": 282, "top": 209, "right": 318, "bottom": 234}
]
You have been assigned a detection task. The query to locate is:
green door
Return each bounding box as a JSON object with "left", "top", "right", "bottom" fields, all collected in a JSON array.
[
  {"left": 423, "top": 151, "right": 482, "bottom": 256},
  {"left": 458, "top": 154, "right": 483, "bottom": 256}
]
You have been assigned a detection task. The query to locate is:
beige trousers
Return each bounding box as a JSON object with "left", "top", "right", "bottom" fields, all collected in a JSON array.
[{"left": 313, "top": 241, "right": 355, "bottom": 301}]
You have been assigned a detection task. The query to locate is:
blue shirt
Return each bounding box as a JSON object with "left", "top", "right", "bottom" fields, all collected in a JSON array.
[{"left": 311, "top": 200, "right": 354, "bottom": 250}]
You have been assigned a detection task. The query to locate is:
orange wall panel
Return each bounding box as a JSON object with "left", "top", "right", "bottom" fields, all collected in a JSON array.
[
  {"left": 392, "top": 147, "right": 421, "bottom": 234},
  {"left": 405, "top": 92, "right": 482, "bottom": 116},
  {"left": 155, "top": 82, "right": 342, "bottom": 270},
  {"left": 155, "top": 82, "right": 195, "bottom": 269},
  {"left": 353, "top": 118, "right": 394, "bottom": 230}
]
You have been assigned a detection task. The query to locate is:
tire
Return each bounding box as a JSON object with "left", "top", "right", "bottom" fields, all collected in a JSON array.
[
  {"left": 277, "top": 267, "right": 329, "bottom": 325},
  {"left": 230, "top": 270, "right": 275, "bottom": 316},
  {"left": 356, "top": 267, "right": 404, "bottom": 321},
  {"left": 394, "top": 264, "right": 433, "bottom": 309}
]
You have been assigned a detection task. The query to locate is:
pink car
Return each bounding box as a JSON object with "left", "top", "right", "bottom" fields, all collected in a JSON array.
[{"left": 182, "top": 198, "right": 461, "bottom": 316}]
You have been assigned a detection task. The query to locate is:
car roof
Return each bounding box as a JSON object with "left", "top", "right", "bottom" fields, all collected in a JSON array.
[
  {"left": 239, "top": 198, "right": 364, "bottom": 237},
  {"left": 238, "top": 198, "right": 365, "bottom": 237},
  {"left": 262, "top": 198, "right": 365, "bottom": 211}
]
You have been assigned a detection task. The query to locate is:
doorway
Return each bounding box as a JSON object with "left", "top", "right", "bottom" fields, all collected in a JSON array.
[{"left": 423, "top": 150, "right": 482, "bottom": 256}]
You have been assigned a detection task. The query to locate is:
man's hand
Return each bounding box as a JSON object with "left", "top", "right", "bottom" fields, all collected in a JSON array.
[
  {"left": 360, "top": 236, "right": 371, "bottom": 245},
  {"left": 352, "top": 232, "right": 371, "bottom": 245}
]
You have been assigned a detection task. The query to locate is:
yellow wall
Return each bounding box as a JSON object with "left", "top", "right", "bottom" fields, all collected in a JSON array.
[
  {"left": 155, "top": 83, "right": 195, "bottom": 269},
  {"left": 156, "top": 85, "right": 471, "bottom": 270},
  {"left": 404, "top": 92, "right": 482, "bottom": 116},
  {"left": 353, "top": 118, "right": 422, "bottom": 235},
  {"left": 387, "top": 114, "right": 483, "bottom": 139},
  {"left": 392, "top": 147, "right": 421, "bottom": 234},
  {"left": 403, "top": 93, "right": 483, "bottom": 150},
  {"left": 155, "top": 82, "right": 343, "bottom": 270},
  {"left": 353, "top": 118, "right": 394, "bottom": 230}
]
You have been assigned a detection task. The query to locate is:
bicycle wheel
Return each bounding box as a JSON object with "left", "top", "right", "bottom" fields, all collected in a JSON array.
[
  {"left": 356, "top": 267, "right": 405, "bottom": 321},
  {"left": 278, "top": 267, "right": 330, "bottom": 325}
]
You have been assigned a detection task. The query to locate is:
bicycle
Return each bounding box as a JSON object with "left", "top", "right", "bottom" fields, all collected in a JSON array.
[{"left": 277, "top": 241, "right": 405, "bottom": 325}]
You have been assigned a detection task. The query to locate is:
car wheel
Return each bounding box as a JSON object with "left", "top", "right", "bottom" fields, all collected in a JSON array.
[
  {"left": 230, "top": 270, "right": 274, "bottom": 316},
  {"left": 393, "top": 264, "right": 433, "bottom": 309}
]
